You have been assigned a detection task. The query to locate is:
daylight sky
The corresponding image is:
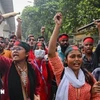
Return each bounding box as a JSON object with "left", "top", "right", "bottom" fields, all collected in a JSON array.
[
  {"left": 13, "top": 0, "right": 33, "bottom": 13},
  {"left": 12, "top": 0, "right": 33, "bottom": 26}
]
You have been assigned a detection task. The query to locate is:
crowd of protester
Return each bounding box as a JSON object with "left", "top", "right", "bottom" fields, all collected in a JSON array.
[{"left": 0, "top": 12, "right": 100, "bottom": 100}]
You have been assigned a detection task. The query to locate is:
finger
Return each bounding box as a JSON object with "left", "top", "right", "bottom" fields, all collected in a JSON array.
[{"left": 96, "top": 81, "right": 100, "bottom": 85}]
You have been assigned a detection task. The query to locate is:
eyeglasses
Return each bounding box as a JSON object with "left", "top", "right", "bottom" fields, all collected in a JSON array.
[
  {"left": 28, "top": 39, "right": 35, "bottom": 41},
  {"left": 38, "top": 39, "right": 44, "bottom": 42},
  {"left": 10, "top": 47, "right": 24, "bottom": 51}
]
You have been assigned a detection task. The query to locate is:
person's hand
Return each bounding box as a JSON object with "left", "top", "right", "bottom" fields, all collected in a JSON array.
[
  {"left": 0, "top": 14, "right": 4, "bottom": 24},
  {"left": 94, "top": 19, "right": 100, "bottom": 31},
  {"left": 16, "top": 17, "right": 22, "bottom": 24},
  {"left": 34, "top": 94, "right": 40, "bottom": 100},
  {"left": 41, "top": 26, "right": 45, "bottom": 34},
  {"left": 91, "top": 81, "right": 100, "bottom": 94},
  {"left": 53, "top": 12, "right": 63, "bottom": 27}
]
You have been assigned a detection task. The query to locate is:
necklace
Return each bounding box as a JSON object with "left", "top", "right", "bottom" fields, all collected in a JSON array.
[
  {"left": 17, "top": 66, "right": 28, "bottom": 87},
  {"left": 15, "top": 63, "right": 30, "bottom": 100}
]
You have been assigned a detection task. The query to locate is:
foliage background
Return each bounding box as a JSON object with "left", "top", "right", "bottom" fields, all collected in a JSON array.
[{"left": 21, "top": 0, "right": 100, "bottom": 42}]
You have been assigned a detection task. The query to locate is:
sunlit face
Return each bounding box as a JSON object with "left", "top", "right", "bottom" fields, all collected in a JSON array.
[
  {"left": 65, "top": 50, "right": 82, "bottom": 72},
  {"left": 83, "top": 42, "right": 93, "bottom": 54},
  {"left": 11, "top": 46, "right": 28, "bottom": 61},
  {"left": 27, "top": 36, "right": 36, "bottom": 47}
]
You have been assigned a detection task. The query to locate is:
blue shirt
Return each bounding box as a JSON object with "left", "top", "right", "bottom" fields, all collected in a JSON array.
[{"left": 57, "top": 49, "right": 65, "bottom": 63}]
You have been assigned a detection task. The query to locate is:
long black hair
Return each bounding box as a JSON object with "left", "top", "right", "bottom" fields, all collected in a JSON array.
[
  {"left": 64, "top": 45, "right": 95, "bottom": 86},
  {"left": 81, "top": 67, "right": 95, "bottom": 86}
]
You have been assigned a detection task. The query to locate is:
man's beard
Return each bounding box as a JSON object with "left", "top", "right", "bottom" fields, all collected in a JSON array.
[{"left": 60, "top": 44, "right": 69, "bottom": 53}]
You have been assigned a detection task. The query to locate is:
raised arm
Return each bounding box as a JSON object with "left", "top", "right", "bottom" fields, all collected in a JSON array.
[
  {"left": 16, "top": 17, "right": 22, "bottom": 40},
  {"left": 94, "top": 22, "right": 100, "bottom": 54},
  {"left": 94, "top": 21, "right": 100, "bottom": 41},
  {"left": 48, "top": 13, "right": 64, "bottom": 85},
  {"left": 48, "top": 12, "right": 62, "bottom": 58},
  {"left": 97, "top": 22, "right": 100, "bottom": 40}
]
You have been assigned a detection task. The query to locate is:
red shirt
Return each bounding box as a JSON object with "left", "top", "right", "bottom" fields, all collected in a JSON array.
[{"left": 28, "top": 49, "right": 35, "bottom": 61}]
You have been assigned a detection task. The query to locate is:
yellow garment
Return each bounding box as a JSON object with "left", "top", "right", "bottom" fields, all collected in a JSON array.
[
  {"left": 93, "top": 47, "right": 96, "bottom": 52},
  {"left": 0, "top": 49, "right": 12, "bottom": 58}
]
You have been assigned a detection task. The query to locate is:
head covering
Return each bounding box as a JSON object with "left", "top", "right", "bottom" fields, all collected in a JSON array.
[
  {"left": 34, "top": 42, "right": 45, "bottom": 50},
  {"left": 14, "top": 41, "right": 30, "bottom": 52},
  {"left": 83, "top": 37, "right": 94, "bottom": 44},
  {"left": 57, "top": 34, "right": 69, "bottom": 42},
  {"left": 65, "top": 45, "right": 81, "bottom": 57}
]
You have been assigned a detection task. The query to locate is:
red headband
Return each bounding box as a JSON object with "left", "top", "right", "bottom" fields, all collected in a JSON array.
[
  {"left": 59, "top": 36, "right": 68, "bottom": 41},
  {"left": 83, "top": 38, "right": 94, "bottom": 44},
  {"left": 72, "top": 46, "right": 79, "bottom": 50},
  {"left": 37, "top": 42, "right": 42, "bottom": 46},
  {"left": 14, "top": 41, "right": 20, "bottom": 45}
]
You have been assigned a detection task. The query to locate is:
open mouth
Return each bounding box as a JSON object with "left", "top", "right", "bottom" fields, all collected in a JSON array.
[
  {"left": 13, "top": 53, "right": 19, "bottom": 57},
  {"left": 73, "top": 62, "right": 80, "bottom": 67},
  {"left": 87, "top": 49, "right": 91, "bottom": 51}
]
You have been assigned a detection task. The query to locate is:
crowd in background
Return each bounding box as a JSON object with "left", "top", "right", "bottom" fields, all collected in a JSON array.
[{"left": 0, "top": 12, "right": 100, "bottom": 100}]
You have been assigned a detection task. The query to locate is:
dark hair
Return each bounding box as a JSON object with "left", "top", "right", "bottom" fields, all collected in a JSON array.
[
  {"left": 57, "top": 33, "right": 69, "bottom": 42},
  {"left": 26, "top": 35, "right": 34, "bottom": 41},
  {"left": 9, "top": 34, "right": 17, "bottom": 39},
  {"left": 64, "top": 45, "right": 94, "bottom": 86},
  {"left": 81, "top": 67, "right": 94, "bottom": 86},
  {"left": 14, "top": 41, "right": 30, "bottom": 52},
  {"left": 37, "top": 36, "right": 45, "bottom": 40},
  {"left": 79, "top": 45, "right": 84, "bottom": 49},
  {"left": 65, "top": 45, "right": 81, "bottom": 57},
  {"left": 34, "top": 42, "right": 45, "bottom": 50}
]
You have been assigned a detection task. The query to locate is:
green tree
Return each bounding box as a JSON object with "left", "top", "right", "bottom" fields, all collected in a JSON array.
[
  {"left": 21, "top": 1, "right": 60, "bottom": 41},
  {"left": 21, "top": 0, "right": 100, "bottom": 41}
]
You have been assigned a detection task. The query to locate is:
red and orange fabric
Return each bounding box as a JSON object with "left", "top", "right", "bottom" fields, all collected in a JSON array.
[{"left": 49, "top": 53, "right": 100, "bottom": 100}]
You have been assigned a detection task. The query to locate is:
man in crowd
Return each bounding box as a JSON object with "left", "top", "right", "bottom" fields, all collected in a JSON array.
[
  {"left": 82, "top": 21, "right": 100, "bottom": 72},
  {"left": 0, "top": 36, "right": 12, "bottom": 58},
  {"left": 82, "top": 37, "right": 95, "bottom": 72},
  {"left": 57, "top": 34, "right": 69, "bottom": 65},
  {"left": 26, "top": 34, "right": 36, "bottom": 61}
]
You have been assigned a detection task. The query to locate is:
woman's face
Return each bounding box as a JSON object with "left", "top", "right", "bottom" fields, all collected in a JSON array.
[
  {"left": 11, "top": 46, "right": 28, "bottom": 61},
  {"left": 35, "top": 45, "right": 44, "bottom": 50},
  {"left": 65, "top": 50, "right": 82, "bottom": 72},
  {"left": 34, "top": 44, "right": 45, "bottom": 59}
]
